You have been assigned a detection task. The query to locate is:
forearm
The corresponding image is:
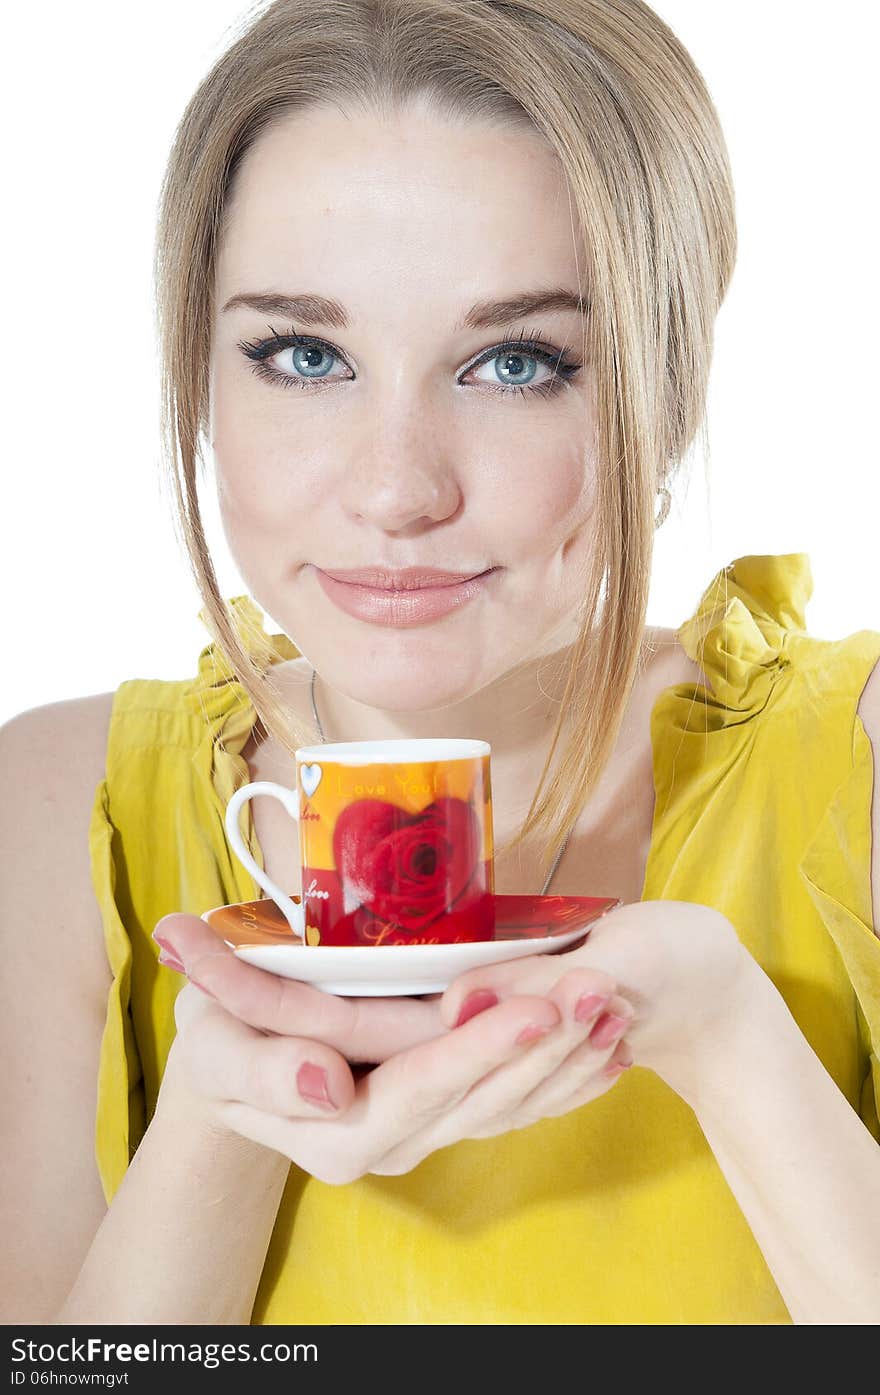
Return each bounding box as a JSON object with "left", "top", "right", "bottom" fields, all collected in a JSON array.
[
  {"left": 680, "top": 970, "right": 880, "bottom": 1324},
  {"left": 55, "top": 1056, "right": 291, "bottom": 1325}
]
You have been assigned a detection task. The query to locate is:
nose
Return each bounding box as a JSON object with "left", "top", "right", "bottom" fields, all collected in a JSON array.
[{"left": 337, "top": 402, "right": 464, "bottom": 533}]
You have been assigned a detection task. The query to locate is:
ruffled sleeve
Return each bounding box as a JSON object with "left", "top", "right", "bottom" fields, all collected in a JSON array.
[
  {"left": 647, "top": 554, "right": 817, "bottom": 844},
  {"left": 90, "top": 778, "right": 146, "bottom": 1203},
  {"left": 647, "top": 554, "right": 880, "bottom": 1140},
  {"left": 674, "top": 552, "right": 813, "bottom": 724},
  {"left": 798, "top": 712, "right": 880, "bottom": 1140},
  {"left": 91, "top": 594, "right": 301, "bottom": 1201},
  {"left": 185, "top": 595, "right": 302, "bottom": 904}
]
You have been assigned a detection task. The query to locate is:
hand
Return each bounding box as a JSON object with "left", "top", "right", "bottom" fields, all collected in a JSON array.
[
  {"left": 153, "top": 914, "right": 635, "bottom": 1181},
  {"left": 439, "top": 900, "right": 759, "bottom": 1104},
  {"left": 169, "top": 958, "right": 636, "bottom": 1183},
  {"left": 152, "top": 912, "right": 450, "bottom": 1132},
  {"left": 154, "top": 912, "right": 446, "bottom": 1064}
]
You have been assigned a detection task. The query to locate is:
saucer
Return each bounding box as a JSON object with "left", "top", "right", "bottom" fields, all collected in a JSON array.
[{"left": 201, "top": 892, "right": 621, "bottom": 995}]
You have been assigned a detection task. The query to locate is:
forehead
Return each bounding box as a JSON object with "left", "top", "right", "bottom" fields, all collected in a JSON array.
[{"left": 214, "top": 103, "right": 581, "bottom": 315}]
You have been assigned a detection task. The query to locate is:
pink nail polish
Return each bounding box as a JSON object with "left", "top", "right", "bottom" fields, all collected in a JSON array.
[
  {"left": 153, "top": 931, "right": 183, "bottom": 964},
  {"left": 591, "top": 1012, "right": 631, "bottom": 1050},
  {"left": 515, "top": 1022, "right": 554, "bottom": 1046},
  {"left": 604, "top": 1060, "right": 633, "bottom": 1080},
  {"left": 297, "top": 1061, "right": 338, "bottom": 1111},
  {"left": 574, "top": 992, "right": 611, "bottom": 1024},
  {"left": 157, "top": 947, "right": 186, "bottom": 973},
  {"left": 454, "top": 989, "right": 499, "bottom": 1027}
]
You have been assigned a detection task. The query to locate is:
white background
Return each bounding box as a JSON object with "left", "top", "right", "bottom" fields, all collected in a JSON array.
[{"left": 3, "top": 0, "right": 877, "bottom": 722}]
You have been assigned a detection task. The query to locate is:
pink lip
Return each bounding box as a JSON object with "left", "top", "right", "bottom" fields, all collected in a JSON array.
[
  {"left": 319, "top": 566, "right": 489, "bottom": 589},
  {"left": 311, "top": 565, "right": 498, "bottom": 627}
]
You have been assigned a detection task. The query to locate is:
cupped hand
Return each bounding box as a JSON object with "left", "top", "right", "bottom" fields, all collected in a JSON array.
[
  {"left": 170, "top": 958, "right": 635, "bottom": 1183},
  {"left": 152, "top": 913, "right": 636, "bottom": 1180},
  {"left": 439, "top": 899, "right": 759, "bottom": 1102},
  {"left": 153, "top": 912, "right": 445, "bottom": 1064},
  {"left": 153, "top": 911, "right": 451, "bottom": 1134}
]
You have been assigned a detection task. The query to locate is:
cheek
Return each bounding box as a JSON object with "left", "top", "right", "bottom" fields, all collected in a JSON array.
[
  {"left": 480, "top": 381, "right": 599, "bottom": 552},
  {"left": 211, "top": 386, "right": 316, "bottom": 528},
  {"left": 490, "top": 440, "right": 596, "bottom": 553}
]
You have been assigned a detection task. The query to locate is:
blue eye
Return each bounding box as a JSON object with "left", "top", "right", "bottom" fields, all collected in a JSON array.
[
  {"left": 284, "top": 343, "right": 339, "bottom": 382},
  {"left": 470, "top": 346, "right": 565, "bottom": 394},
  {"left": 237, "top": 325, "right": 582, "bottom": 401}
]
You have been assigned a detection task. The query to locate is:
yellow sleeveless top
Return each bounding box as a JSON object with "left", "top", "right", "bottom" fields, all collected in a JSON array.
[{"left": 89, "top": 553, "right": 880, "bottom": 1324}]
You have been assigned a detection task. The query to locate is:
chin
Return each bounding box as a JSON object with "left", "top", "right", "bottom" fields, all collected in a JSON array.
[{"left": 323, "top": 656, "right": 493, "bottom": 713}]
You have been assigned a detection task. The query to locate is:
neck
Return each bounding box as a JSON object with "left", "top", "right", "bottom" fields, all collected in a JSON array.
[
  {"left": 311, "top": 643, "right": 575, "bottom": 766},
  {"left": 281, "top": 624, "right": 653, "bottom": 865},
  {"left": 305, "top": 639, "right": 587, "bottom": 870}
]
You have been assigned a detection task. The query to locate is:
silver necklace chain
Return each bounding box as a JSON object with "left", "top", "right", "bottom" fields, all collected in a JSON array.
[{"left": 309, "top": 666, "right": 570, "bottom": 896}]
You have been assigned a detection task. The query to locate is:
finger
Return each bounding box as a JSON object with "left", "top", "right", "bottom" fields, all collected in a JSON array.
[
  {"left": 280, "top": 993, "right": 560, "bottom": 1181},
  {"left": 439, "top": 951, "right": 619, "bottom": 1031},
  {"left": 538, "top": 966, "right": 638, "bottom": 1047},
  {"left": 496, "top": 970, "right": 634, "bottom": 1121},
  {"left": 172, "top": 984, "right": 356, "bottom": 1118},
  {"left": 207, "top": 990, "right": 580, "bottom": 1186},
  {"left": 602, "top": 1036, "right": 636, "bottom": 1081},
  {"left": 520, "top": 1037, "right": 636, "bottom": 1122},
  {"left": 373, "top": 973, "right": 630, "bottom": 1168},
  {"left": 504, "top": 1005, "right": 635, "bottom": 1125},
  {"left": 207, "top": 1036, "right": 635, "bottom": 1181},
  {"left": 527, "top": 1037, "right": 635, "bottom": 1121},
  {"left": 183, "top": 992, "right": 566, "bottom": 1186},
  {"left": 154, "top": 913, "right": 442, "bottom": 1062}
]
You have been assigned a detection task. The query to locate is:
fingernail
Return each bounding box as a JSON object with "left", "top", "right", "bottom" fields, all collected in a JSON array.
[
  {"left": 454, "top": 989, "right": 499, "bottom": 1027},
  {"left": 603, "top": 1059, "right": 633, "bottom": 1080},
  {"left": 574, "top": 991, "right": 611, "bottom": 1024},
  {"left": 297, "top": 1062, "right": 338, "bottom": 1111},
  {"left": 515, "top": 1022, "right": 555, "bottom": 1047},
  {"left": 153, "top": 930, "right": 183, "bottom": 963},
  {"left": 157, "top": 947, "right": 186, "bottom": 974},
  {"left": 591, "top": 1011, "right": 632, "bottom": 1050}
]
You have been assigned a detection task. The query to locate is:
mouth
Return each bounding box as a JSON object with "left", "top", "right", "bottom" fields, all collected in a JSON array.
[
  {"left": 316, "top": 566, "right": 496, "bottom": 590},
  {"left": 311, "top": 564, "right": 499, "bottom": 628}
]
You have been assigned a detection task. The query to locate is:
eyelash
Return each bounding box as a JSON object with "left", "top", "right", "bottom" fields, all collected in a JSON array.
[{"left": 236, "top": 322, "right": 582, "bottom": 401}]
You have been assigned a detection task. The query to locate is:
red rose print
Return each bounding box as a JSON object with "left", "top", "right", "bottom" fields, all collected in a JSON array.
[
  {"left": 328, "top": 892, "right": 494, "bottom": 946},
  {"left": 332, "top": 796, "right": 483, "bottom": 935}
]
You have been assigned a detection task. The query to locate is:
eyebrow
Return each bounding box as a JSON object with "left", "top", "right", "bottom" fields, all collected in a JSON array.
[{"left": 220, "top": 287, "right": 588, "bottom": 332}]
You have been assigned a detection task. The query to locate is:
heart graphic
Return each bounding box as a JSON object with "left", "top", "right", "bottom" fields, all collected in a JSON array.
[
  {"left": 300, "top": 763, "right": 323, "bottom": 798},
  {"left": 332, "top": 796, "right": 482, "bottom": 934}
]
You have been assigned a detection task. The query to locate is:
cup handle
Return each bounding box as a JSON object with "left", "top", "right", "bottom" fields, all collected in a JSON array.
[{"left": 224, "top": 781, "right": 305, "bottom": 938}]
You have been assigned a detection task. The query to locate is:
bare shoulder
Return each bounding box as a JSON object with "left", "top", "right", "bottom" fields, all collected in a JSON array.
[
  {"left": 0, "top": 689, "right": 117, "bottom": 990},
  {"left": 641, "top": 624, "right": 709, "bottom": 694},
  {"left": 1, "top": 690, "right": 116, "bottom": 775},
  {"left": 0, "top": 693, "right": 117, "bottom": 1321}
]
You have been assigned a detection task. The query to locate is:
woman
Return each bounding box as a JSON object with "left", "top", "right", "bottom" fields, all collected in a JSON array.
[{"left": 3, "top": 0, "right": 879, "bottom": 1325}]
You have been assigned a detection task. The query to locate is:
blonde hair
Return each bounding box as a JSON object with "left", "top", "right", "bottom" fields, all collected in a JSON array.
[{"left": 154, "top": 0, "right": 736, "bottom": 882}]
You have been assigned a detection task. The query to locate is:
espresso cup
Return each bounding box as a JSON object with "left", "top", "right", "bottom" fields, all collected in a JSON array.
[{"left": 224, "top": 738, "right": 495, "bottom": 946}]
